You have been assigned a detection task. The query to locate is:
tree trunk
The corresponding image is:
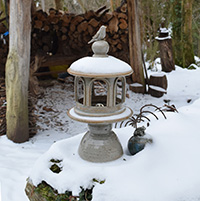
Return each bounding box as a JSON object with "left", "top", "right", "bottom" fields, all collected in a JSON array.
[
  {"left": 127, "top": 0, "right": 145, "bottom": 93},
  {"left": 172, "top": 0, "right": 195, "bottom": 68},
  {"left": 5, "top": 0, "right": 31, "bottom": 143},
  {"left": 198, "top": 34, "right": 200, "bottom": 58},
  {"left": 182, "top": 0, "right": 195, "bottom": 67},
  {"left": 172, "top": 0, "right": 182, "bottom": 66}
]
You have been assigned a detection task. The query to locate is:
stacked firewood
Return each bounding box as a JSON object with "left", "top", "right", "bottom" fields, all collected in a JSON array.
[
  {"left": 31, "top": 2, "right": 129, "bottom": 62},
  {"left": 0, "top": 78, "right": 38, "bottom": 137},
  {"left": 0, "top": 2, "right": 129, "bottom": 76},
  {"left": 0, "top": 78, "right": 6, "bottom": 135},
  {"left": 0, "top": 23, "right": 9, "bottom": 77},
  {"left": 28, "top": 95, "right": 38, "bottom": 137}
]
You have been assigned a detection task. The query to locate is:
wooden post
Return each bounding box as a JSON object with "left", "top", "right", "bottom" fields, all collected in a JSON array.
[
  {"left": 127, "top": 0, "right": 145, "bottom": 93},
  {"left": 5, "top": 0, "right": 31, "bottom": 142},
  {"left": 156, "top": 28, "right": 175, "bottom": 72}
]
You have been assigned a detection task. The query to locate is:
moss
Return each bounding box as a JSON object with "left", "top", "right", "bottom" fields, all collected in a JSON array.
[
  {"left": 50, "top": 159, "right": 62, "bottom": 163},
  {"left": 34, "top": 181, "right": 63, "bottom": 201},
  {"left": 92, "top": 178, "right": 105, "bottom": 184},
  {"left": 34, "top": 181, "right": 93, "bottom": 201},
  {"left": 49, "top": 159, "right": 63, "bottom": 174},
  {"left": 50, "top": 164, "right": 62, "bottom": 174},
  {"left": 35, "top": 159, "right": 97, "bottom": 200}
]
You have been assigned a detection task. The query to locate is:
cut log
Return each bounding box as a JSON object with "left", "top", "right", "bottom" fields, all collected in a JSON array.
[
  {"left": 69, "top": 23, "right": 76, "bottom": 32},
  {"left": 118, "top": 12, "right": 127, "bottom": 20},
  {"left": 71, "top": 15, "right": 84, "bottom": 26},
  {"left": 77, "top": 20, "right": 88, "bottom": 33},
  {"left": 62, "top": 14, "right": 71, "bottom": 24},
  {"left": 43, "top": 25, "right": 50, "bottom": 32},
  {"left": 61, "top": 26, "right": 67, "bottom": 33},
  {"left": 85, "top": 10, "right": 96, "bottom": 20},
  {"left": 61, "top": 35, "right": 67, "bottom": 41},
  {"left": 34, "top": 20, "right": 43, "bottom": 29},
  {"left": 120, "top": 3, "right": 127, "bottom": 13},
  {"left": 88, "top": 18, "right": 99, "bottom": 28},
  {"left": 120, "top": 34, "right": 128, "bottom": 43},
  {"left": 129, "top": 83, "right": 144, "bottom": 93},
  {"left": 108, "top": 16, "right": 119, "bottom": 34},
  {"left": 119, "top": 18, "right": 128, "bottom": 29},
  {"left": 48, "top": 16, "right": 59, "bottom": 24},
  {"left": 102, "top": 13, "right": 113, "bottom": 23},
  {"left": 117, "top": 43, "right": 122, "bottom": 50},
  {"left": 148, "top": 74, "right": 168, "bottom": 97},
  {"left": 88, "top": 24, "right": 95, "bottom": 35}
]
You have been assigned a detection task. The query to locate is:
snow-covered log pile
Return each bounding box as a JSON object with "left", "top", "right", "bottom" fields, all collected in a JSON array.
[
  {"left": 31, "top": 2, "right": 129, "bottom": 63},
  {"left": 28, "top": 96, "right": 39, "bottom": 137}
]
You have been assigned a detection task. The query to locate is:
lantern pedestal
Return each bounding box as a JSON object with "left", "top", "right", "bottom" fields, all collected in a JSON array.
[
  {"left": 79, "top": 124, "right": 123, "bottom": 163},
  {"left": 68, "top": 107, "right": 132, "bottom": 163}
]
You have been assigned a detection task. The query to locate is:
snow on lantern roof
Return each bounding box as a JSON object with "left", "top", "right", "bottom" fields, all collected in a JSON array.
[
  {"left": 68, "top": 30, "right": 133, "bottom": 78},
  {"left": 68, "top": 55, "right": 133, "bottom": 78}
]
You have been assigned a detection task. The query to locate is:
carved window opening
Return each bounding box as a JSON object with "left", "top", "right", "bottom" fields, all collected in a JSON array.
[
  {"left": 76, "top": 77, "right": 84, "bottom": 104},
  {"left": 90, "top": 79, "right": 108, "bottom": 107},
  {"left": 115, "top": 77, "right": 124, "bottom": 105}
]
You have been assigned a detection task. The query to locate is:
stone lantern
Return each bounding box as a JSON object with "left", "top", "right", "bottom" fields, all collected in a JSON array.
[{"left": 67, "top": 26, "right": 133, "bottom": 162}]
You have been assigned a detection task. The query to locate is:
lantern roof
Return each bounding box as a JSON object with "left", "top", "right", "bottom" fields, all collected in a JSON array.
[{"left": 68, "top": 55, "right": 133, "bottom": 78}]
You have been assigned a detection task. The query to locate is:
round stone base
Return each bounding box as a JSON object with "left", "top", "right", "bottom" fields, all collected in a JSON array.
[{"left": 78, "top": 124, "right": 123, "bottom": 162}]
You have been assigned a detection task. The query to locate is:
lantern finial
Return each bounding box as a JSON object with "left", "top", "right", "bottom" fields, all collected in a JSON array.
[{"left": 88, "top": 25, "right": 109, "bottom": 57}]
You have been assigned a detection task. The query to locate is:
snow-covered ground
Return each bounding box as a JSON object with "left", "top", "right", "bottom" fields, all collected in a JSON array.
[{"left": 1, "top": 59, "right": 200, "bottom": 201}]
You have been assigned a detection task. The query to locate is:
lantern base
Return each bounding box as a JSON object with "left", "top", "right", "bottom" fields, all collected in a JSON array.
[{"left": 78, "top": 124, "right": 123, "bottom": 163}]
